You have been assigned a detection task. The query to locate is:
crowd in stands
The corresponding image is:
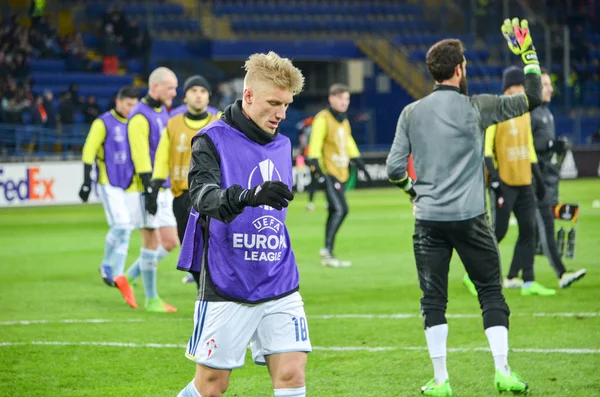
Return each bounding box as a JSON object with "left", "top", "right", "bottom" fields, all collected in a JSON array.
[
  {"left": 1, "top": 3, "right": 599, "bottom": 146},
  {"left": 100, "top": 7, "right": 150, "bottom": 75},
  {"left": 0, "top": 13, "right": 102, "bottom": 126}
]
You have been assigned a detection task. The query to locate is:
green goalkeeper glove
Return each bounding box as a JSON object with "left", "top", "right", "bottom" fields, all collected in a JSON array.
[
  {"left": 394, "top": 176, "right": 416, "bottom": 203},
  {"left": 501, "top": 18, "right": 539, "bottom": 67}
]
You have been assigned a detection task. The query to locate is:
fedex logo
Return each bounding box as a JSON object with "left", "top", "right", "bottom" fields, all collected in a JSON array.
[{"left": 0, "top": 167, "right": 55, "bottom": 202}]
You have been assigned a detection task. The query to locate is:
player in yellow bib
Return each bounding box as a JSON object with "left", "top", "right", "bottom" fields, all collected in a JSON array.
[
  {"left": 464, "top": 66, "right": 555, "bottom": 297},
  {"left": 308, "top": 83, "right": 371, "bottom": 268}
]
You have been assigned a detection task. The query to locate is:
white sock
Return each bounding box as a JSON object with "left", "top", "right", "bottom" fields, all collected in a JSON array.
[
  {"left": 157, "top": 245, "right": 170, "bottom": 262},
  {"left": 274, "top": 386, "right": 306, "bottom": 396},
  {"left": 177, "top": 380, "right": 201, "bottom": 397},
  {"left": 425, "top": 324, "right": 449, "bottom": 385},
  {"left": 485, "top": 326, "right": 510, "bottom": 376}
]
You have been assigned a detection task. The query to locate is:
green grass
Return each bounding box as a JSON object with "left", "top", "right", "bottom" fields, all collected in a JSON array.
[{"left": 1, "top": 179, "right": 599, "bottom": 396}]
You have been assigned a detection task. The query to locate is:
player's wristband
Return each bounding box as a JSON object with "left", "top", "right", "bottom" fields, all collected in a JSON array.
[
  {"left": 523, "top": 63, "right": 541, "bottom": 75},
  {"left": 83, "top": 163, "right": 93, "bottom": 186},
  {"left": 395, "top": 176, "right": 414, "bottom": 192}
]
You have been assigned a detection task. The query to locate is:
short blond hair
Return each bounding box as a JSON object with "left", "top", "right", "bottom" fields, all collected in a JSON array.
[{"left": 243, "top": 51, "right": 305, "bottom": 94}]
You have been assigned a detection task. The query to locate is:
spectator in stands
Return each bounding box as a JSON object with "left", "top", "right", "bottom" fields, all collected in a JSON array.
[
  {"left": 125, "top": 20, "right": 140, "bottom": 58},
  {"left": 83, "top": 95, "right": 101, "bottom": 123},
  {"left": 1, "top": 94, "right": 28, "bottom": 124},
  {"left": 28, "top": 28, "right": 44, "bottom": 57},
  {"left": 43, "top": 90, "right": 57, "bottom": 127},
  {"left": 59, "top": 92, "right": 74, "bottom": 125},
  {"left": 12, "top": 53, "right": 29, "bottom": 83},
  {"left": 139, "top": 26, "right": 152, "bottom": 80},
  {"left": 66, "top": 46, "right": 91, "bottom": 72},
  {"left": 102, "top": 24, "right": 120, "bottom": 75},
  {"left": 68, "top": 83, "right": 85, "bottom": 110},
  {"left": 30, "top": 95, "right": 48, "bottom": 126},
  {"left": 29, "top": 0, "right": 46, "bottom": 27},
  {"left": 18, "top": 83, "right": 33, "bottom": 105},
  {"left": 217, "top": 82, "right": 234, "bottom": 110},
  {"left": 0, "top": 54, "right": 9, "bottom": 78},
  {"left": 108, "top": 7, "right": 127, "bottom": 43}
]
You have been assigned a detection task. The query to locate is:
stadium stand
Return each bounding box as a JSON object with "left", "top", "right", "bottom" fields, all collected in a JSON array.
[{"left": 1, "top": 0, "right": 599, "bottom": 161}]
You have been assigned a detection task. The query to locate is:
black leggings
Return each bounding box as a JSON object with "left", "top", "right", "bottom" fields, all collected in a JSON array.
[
  {"left": 324, "top": 175, "right": 348, "bottom": 253},
  {"left": 490, "top": 184, "right": 537, "bottom": 282}
]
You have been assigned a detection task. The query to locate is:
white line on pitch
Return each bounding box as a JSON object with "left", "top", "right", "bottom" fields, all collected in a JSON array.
[
  {"left": 312, "top": 312, "right": 599, "bottom": 320},
  {"left": 0, "top": 312, "right": 597, "bottom": 327},
  {"left": 0, "top": 341, "right": 598, "bottom": 354}
]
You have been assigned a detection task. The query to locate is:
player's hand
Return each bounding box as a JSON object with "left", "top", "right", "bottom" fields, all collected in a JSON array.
[
  {"left": 501, "top": 18, "right": 538, "bottom": 66},
  {"left": 394, "top": 176, "right": 417, "bottom": 203},
  {"left": 406, "top": 187, "right": 417, "bottom": 203},
  {"left": 79, "top": 184, "right": 91, "bottom": 202},
  {"left": 362, "top": 170, "right": 373, "bottom": 185},
  {"left": 308, "top": 158, "right": 324, "bottom": 180},
  {"left": 352, "top": 158, "right": 372, "bottom": 185},
  {"left": 548, "top": 137, "right": 569, "bottom": 154},
  {"left": 489, "top": 178, "right": 505, "bottom": 206},
  {"left": 243, "top": 181, "right": 294, "bottom": 210},
  {"left": 144, "top": 190, "right": 158, "bottom": 216},
  {"left": 143, "top": 181, "right": 160, "bottom": 216},
  {"left": 535, "top": 180, "right": 546, "bottom": 202}
]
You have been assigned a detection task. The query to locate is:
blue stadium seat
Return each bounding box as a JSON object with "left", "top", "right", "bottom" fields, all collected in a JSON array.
[
  {"left": 74, "top": 113, "right": 85, "bottom": 124},
  {"left": 29, "top": 59, "right": 66, "bottom": 72},
  {"left": 410, "top": 50, "right": 427, "bottom": 62},
  {"left": 82, "top": 34, "right": 100, "bottom": 48},
  {"left": 31, "top": 84, "right": 121, "bottom": 100},
  {"left": 31, "top": 72, "right": 133, "bottom": 86}
]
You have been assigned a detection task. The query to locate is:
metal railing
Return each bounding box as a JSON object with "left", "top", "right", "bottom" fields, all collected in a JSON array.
[{"left": 0, "top": 123, "right": 91, "bottom": 162}]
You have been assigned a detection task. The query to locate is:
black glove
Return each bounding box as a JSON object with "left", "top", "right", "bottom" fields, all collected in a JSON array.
[
  {"left": 484, "top": 157, "right": 504, "bottom": 204},
  {"left": 308, "top": 158, "right": 324, "bottom": 180},
  {"left": 394, "top": 176, "right": 417, "bottom": 202},
  {"left": 535, "top": 181, "right": 546, "bottom": 202},
  {"left": 242, "top": 181, "right": 294, "bottom": 210},
  {"left": 79, "top": 163, "right": 93, "bottom": 202},
  {"left": 531, "top": 163, "right": 546, "bottom": 202},
  {"left": 79, "top": 184, "right": 91, "bottom": 202},
  {"left": 351, "top": 157, "right": 373, "bottom": 185},
  {"left": 489, "top": 177, "right": 502, "bottom": 196},
  {"left": 141, "top": 173, "right": 161, "bottom": 216},
  {"left": 489, "top": 177, "right": 505, "bottom": 207},
  {"left": 548, "top": 137, "right": 569, "bottom": 155}
]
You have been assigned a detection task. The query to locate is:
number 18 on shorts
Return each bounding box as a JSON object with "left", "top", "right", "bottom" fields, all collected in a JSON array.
[{"left": 185, "top": 292, "right": 312, "bottom": 369}]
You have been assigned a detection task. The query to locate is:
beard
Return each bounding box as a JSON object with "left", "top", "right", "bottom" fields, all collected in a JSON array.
[{"left": 459, "top": 75, "right": 468, "bottom": 95}]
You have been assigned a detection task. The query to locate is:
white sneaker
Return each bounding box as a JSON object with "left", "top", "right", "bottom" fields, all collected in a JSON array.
[
  {"left": 559, "top": 269, "right": 587, "bottom": 288},
  {"left": 320, "top": 249, "right": 351, "bottom": 268},
  {"left": 503, "top": 278, "right": 524, "bottom": 289},
  {"left": 306, "top": 202, "right": 315, "bottom": 212},
  {"left": 181, "top": 274, "right": 195, "bottom": 284}
]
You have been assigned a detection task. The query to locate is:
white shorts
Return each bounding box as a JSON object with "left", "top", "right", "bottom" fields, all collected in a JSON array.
[
  {"left": 128, "top": 189, "right": 177, "bottom": 229},
  {"left": 185, "top": 292, "right": 312, "bottom": 370},
  {"left": 97, "top": 184, "right": 134, "bottom": 228}
]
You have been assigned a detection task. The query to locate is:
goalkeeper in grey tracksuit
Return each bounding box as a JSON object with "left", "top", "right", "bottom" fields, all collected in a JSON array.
[
  {"left": 386, "top": 18, "right": 539, "bottom": 396},
  {"left": 532, "top": 69, "right": 587, "bottom": 288}
]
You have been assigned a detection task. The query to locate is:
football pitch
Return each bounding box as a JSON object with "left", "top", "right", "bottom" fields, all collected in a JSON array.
[{"left": 1, "top": 179, "right": 599, "bottom": 397}]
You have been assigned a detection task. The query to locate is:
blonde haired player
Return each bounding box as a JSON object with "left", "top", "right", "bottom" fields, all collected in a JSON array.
[{"left": 177, "top": 52, "right": 310, "bottom": 397}]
